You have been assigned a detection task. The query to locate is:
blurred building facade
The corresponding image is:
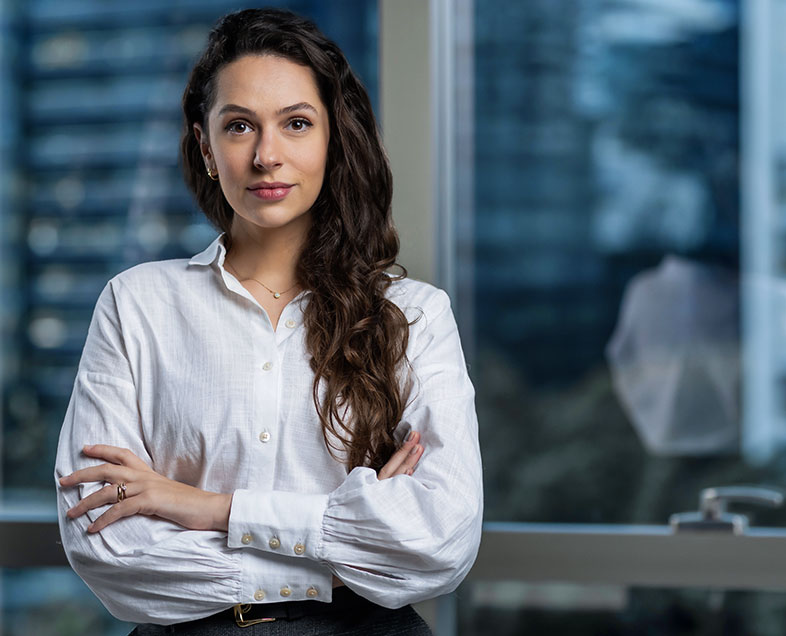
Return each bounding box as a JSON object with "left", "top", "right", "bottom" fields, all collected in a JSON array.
[
  {"left": 471, "top": 0, "right": 738, "bottom": 390},
  {"left": 1, "top": 0, "right": 378, "bottom": 496}
]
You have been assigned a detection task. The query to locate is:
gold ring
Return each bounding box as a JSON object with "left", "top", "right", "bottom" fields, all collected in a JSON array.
[{"left": 116, "top": 483, "right": 127, "bottom": 503}]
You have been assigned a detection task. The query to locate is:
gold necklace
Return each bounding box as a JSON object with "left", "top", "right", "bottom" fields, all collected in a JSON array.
[{"left": 224, "top": 259, "right": 299, "bottom": 300}]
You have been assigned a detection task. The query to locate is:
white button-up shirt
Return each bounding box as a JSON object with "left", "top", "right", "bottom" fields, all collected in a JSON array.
[{"left": 54, "top": 235, "right": 483, "bottom": 625}]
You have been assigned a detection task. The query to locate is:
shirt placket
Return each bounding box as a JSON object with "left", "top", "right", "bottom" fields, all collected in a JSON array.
[
  {"left": 245, "top": 304, "right": 307, "bottom": 603},
  {"left": 251, "top": 326, "right": 279, "bottom": 489}
]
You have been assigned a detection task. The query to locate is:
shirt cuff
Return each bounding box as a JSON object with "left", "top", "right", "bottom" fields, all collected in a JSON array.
[
  {"left": 236, "top": 548, "right": 334, "bottom": 605},
  {"left": 228, "top": 490, "right": 329, "bottom": 561}
]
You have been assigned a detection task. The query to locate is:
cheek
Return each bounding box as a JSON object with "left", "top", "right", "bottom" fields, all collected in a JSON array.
[
  {"left": 300, "top": 144, "right": 329, "bottom": 183},
  {"left": 213, "top": 138, "right": 250, "bottom": 173},
  {"left": 216, "top": 149, "right": 240, "bottom": 172}
]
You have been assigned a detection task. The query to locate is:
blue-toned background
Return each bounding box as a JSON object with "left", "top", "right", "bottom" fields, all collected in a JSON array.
[{"left": 6, "top": 0, "right": 786, "bottom": 634}]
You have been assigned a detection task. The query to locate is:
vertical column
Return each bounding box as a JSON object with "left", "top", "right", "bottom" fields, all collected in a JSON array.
[
  {"left": 430, "top": 0, "right": 455, "bottom": 297},
  {"left": 380, "top": 0, "right": 434, "bottom": 284},
  {"left": 380, "top": 4, "right": 469, "bottom": 634},
  {"left": 449, "top": 0, "right": 475, "bottom": 360},
  {"left": 741, "top": 0, "right": 776, "bottom": 462}
]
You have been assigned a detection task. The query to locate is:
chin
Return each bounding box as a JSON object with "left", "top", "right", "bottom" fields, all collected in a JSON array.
[{"left": 243, "top": 211, "right": 312, "bottom": 232}]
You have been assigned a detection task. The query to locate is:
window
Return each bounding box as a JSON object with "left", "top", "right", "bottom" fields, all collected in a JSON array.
[
  {"left": 444, "top": 0, "right": 786, "bottom": 633},
  {"left": 465, "top": 0, "right": 747, "bottom": 526},
  {"left": 0, "top": 2, "right": 378, "bottom": 632}
]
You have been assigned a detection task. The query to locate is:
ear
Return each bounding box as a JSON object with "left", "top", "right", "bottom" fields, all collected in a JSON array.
[{"left": 193, "top": 123, "right": 214, "bottom": 167}]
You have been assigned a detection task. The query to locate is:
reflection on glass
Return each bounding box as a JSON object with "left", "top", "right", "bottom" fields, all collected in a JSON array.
[
  {"left": 607, "top": 256, "right": 739, "bottom": 456},
  {"left": 461, "top": 0, "right": 786, "bottom": 528}
]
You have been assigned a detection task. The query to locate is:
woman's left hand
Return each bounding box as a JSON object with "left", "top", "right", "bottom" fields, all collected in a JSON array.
[{"left": 58, "top": 444, "right": 231, "bottom": 534}]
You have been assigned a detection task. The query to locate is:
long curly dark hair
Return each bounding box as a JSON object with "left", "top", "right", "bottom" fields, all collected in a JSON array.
[{"left": 181, "top": 8, "right": 413, "bottom": 471}]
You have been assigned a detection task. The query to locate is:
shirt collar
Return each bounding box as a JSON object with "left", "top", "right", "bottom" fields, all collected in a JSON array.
[
  {"left": 188, "top": 232, "right": 311, "bottom": 310},
  {"left": 188, "top": 233, "right": 227, "bottom": 267}
]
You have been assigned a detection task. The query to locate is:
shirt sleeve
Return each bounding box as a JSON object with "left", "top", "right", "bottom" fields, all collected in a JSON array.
[
  {"left": 228, "top": 287, "right": 484, "bottom": 609},
  {"left": 54, "top": 282, "right": 272, "bottom": 625}
]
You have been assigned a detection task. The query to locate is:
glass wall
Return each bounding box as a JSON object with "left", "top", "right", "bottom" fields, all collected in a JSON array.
[
  {"left": 0, "top": 1, "right": 378, "bottom": 633},
  {"left": 465, "top": 0, "right": 754, "bottom": 527},
  {"left": 1, "top": 569, "right": 132, "bottom": 635},
  {"left": 455, "top": 0, "right": 786, "bottom": 633}
]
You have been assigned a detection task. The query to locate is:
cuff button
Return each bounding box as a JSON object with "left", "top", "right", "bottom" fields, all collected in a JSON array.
[
  {"left": 254, "top": 589, "right": 265, "bottom": 601},
  {"left": 306, "top": 587, "right": 318, "bottom": 598},
  {"left": 241, "top": 533, "right": 253, "bottom": 545},
  {"left": 269, "top": 537, "right": 281, "bottom": 549},
  {"left": 293, "top": 543, "right": 305, "bottom": 555},
  {"left": 280, "top": 587, "right": 292, "bottom": 597}
]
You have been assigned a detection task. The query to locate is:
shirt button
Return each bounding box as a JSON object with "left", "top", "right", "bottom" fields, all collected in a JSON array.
[
  {"left": 285, "top": 319, "right": 296, "bottom": 329},
  {"left": 280, "top": 587, "right": 292, "bottom": 598},
  {"left": 241, "top": 533, "right": 253, "bottom": 545},
  {"left": 306, "top": 587, "right": 318, "bottom": 598},
  {"left": 259, "top": 431, "right": 271, "bottom": 443},
  {"left": 293, "top": 543, "right": 305, "bottom": 555},
  {"left": 254, "top": 589, "right": 265, "bottom": 601},
  {"left": 262, "top": 361, "right": 273, "bottom": 371},
  {"left": 269, "top": 536, "right": 281, "bottom": 549}
]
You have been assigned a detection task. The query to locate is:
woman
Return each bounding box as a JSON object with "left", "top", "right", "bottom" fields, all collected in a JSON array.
[{"left": 55, "top": 8, "right": 482, "bottom": 635}]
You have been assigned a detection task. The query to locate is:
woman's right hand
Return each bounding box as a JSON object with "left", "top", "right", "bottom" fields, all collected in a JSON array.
[{"left": 378, "top": 431, "right": 423, "bottom": 480}]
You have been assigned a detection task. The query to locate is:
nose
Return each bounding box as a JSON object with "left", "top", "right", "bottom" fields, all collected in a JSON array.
[{"left": 253, "top": 129, "right": 283, "bottom": 171}]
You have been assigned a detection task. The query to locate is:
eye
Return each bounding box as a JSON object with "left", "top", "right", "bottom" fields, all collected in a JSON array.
[
  {"left": 286, "top": 117, "right": 312, "bottom": 132},
  {"left": 226, "top": 121, "right": 252, "bottom": 135}
]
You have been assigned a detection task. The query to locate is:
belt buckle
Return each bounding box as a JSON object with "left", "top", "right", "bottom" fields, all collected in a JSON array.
[{"left": 233, "top": 604, "right": 277, "bottom": 627}]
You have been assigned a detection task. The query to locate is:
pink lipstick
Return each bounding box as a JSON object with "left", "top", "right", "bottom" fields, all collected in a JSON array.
[{"left": 248, "top": 182, "right": 294, "bottom": 201}]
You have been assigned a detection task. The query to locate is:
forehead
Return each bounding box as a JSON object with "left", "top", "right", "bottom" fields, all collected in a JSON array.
[{"left": 211, "top": 54, "right": 323, "bottom": 113}]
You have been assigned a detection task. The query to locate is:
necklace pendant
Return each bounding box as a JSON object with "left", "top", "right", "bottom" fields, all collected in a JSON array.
[{"left": 274, "top": 292, "right": 281, "bottom": 299}]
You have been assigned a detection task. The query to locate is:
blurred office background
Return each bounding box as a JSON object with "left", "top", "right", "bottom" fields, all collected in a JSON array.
[{"left": 3, "top": 0, "right": 786, "bottom": 634}]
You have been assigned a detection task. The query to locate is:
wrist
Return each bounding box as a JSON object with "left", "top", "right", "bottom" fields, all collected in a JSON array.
[{"left": 212, "top": 492, "right": 233, "bottom": 532}]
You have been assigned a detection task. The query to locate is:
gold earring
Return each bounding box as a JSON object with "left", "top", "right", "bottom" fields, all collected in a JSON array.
[{"left": 207, "top": 167, "right": 219, "bottom": 181}]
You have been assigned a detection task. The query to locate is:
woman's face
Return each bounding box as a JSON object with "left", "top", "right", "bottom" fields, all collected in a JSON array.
[{"left": 195, "top": 55, "right": 330, "bottom": 240}]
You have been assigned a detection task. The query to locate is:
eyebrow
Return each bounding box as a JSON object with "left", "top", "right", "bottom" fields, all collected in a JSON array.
[
  {"left": 277, "top": 102, "right": 318, "bottom": 116},
  {"left": 216, "top": 102, "right": 319, "bottom": 117}
]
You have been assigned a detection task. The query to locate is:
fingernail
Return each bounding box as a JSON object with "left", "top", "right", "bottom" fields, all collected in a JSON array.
[
  {"left": 83, "top": 445, "right": 93, "bottom": 451},
  {"left": 410, "top": 445, "right": 419, "bottom": 455},
  {"left": 406, "top": 431, "right": 415, "bottom": 442}
]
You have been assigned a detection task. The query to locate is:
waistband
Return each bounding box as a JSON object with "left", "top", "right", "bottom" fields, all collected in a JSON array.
[{"left": 174, "top": 586, "right": 375, "bottom": 629}]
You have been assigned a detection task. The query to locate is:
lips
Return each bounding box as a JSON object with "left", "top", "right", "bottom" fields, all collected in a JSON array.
[{"left": 248, "top": 182, "right": 294, "bottom": 201}]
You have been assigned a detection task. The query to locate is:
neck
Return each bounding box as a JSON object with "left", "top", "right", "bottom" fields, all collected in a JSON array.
[{"left": 224, "top": 216, "right": 309, "bottom": 291}]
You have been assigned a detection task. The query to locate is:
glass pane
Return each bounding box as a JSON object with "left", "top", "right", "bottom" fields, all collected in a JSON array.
[
  {"left": 2, "top": 0, "right": 378, "bottom": 496},
  {"left": 457, "top": 581, "right": 786, "bottom": 636},
  {"left": 0, "top": 0, "right": 378, "bottom": 630},
  {"left": 460, "top": 0, "right": 786, "bottom": 525},
  {"left": 1, "top": 569, "right": 132, "bottom": 636}
]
